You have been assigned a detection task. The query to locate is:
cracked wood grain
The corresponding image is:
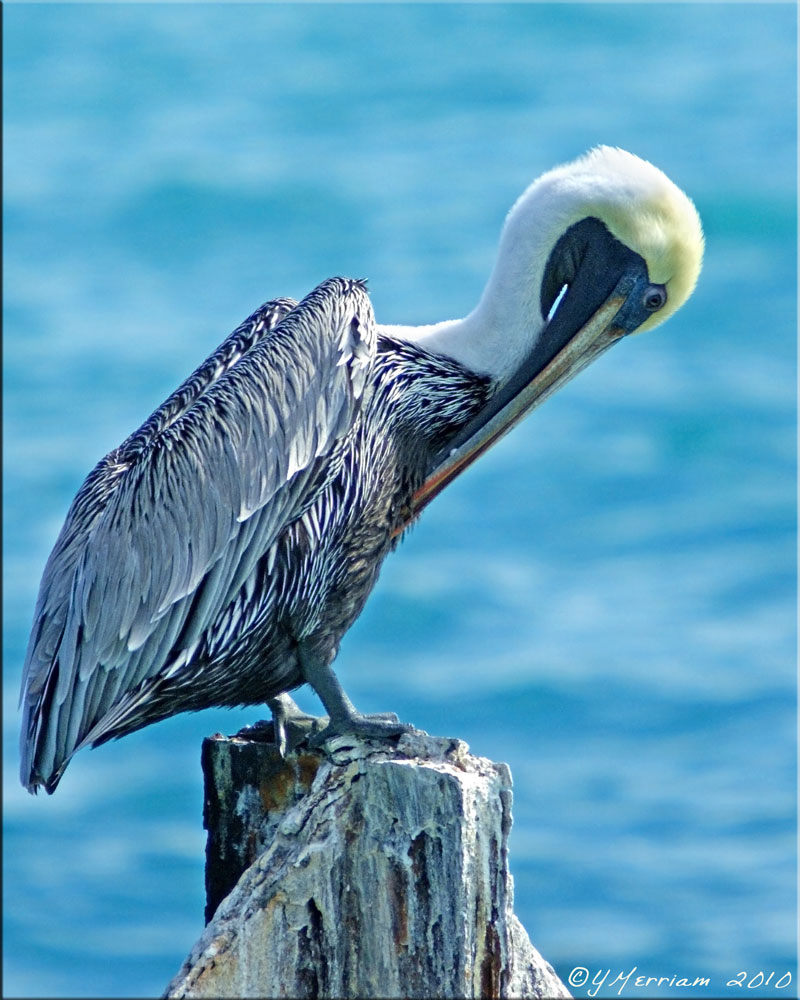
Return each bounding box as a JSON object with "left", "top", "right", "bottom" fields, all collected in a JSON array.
[{"left": 165, "top": 728, "right": 570, "bottom": 1000}]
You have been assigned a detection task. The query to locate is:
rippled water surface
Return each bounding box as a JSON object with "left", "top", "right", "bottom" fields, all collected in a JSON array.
[{"left": 3, "top": 4, "right": 796, "bottom": 998}]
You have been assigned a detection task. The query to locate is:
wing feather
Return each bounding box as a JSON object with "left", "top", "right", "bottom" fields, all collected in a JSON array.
[{"left": 21, "top": 279, "right": 375, "bottom": 792}]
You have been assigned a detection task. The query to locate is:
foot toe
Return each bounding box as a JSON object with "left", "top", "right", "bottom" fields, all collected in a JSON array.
[{"left": 310, "top": 713, "right": 413, "bottom": 748}]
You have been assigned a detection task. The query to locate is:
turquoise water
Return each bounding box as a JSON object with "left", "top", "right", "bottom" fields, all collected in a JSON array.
[{"left": 3, "top": 4, "right": 796, "bottom": 998}]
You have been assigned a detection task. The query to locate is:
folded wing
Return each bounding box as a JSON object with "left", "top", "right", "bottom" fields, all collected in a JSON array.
[{"left": 20, "top": 277, "right": 376, "bottom": 792}]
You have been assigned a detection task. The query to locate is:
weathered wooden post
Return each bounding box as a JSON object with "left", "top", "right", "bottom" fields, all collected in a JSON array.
[{"left": 164, "top": 725, "right": 570, "bottom": 999}]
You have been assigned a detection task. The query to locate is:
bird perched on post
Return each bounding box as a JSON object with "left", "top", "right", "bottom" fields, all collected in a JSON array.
[{"left": 20, "top": 146, "right": 703, "bottom": 794}]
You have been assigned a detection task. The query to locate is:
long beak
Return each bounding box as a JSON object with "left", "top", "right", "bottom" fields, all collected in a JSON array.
[{"left": 396, "top": 286, "right": 637, "bottom": 532}]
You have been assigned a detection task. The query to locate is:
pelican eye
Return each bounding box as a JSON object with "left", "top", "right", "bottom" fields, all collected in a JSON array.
[{"left": 643, "top": 285, "right": 667, "bottom": 312}]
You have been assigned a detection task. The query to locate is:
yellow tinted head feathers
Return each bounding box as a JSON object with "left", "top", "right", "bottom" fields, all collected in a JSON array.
[{"left": 521, "top": 145, "right": 704, "bottom": 333}]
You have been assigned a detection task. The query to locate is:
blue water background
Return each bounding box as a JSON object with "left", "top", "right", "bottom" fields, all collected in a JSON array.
[{"left": 3, "top": 4, "right": 796, "bottom": 998}]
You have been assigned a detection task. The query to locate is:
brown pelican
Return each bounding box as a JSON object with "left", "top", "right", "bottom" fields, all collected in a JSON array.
[{"left": 20, "top": 146, "right": 703, "bottom": 793}]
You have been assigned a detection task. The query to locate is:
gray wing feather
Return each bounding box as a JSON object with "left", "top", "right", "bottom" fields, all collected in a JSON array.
[
  {"left": 21, "top": 278, "right": 375, "bottom": 791},
  {"left": 24, "top": 296, "right": 297, "bottom": 694}
]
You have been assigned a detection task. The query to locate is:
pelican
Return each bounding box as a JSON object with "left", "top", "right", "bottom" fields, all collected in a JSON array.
[{"left": 20, "top": 146, "right": 703, "bottom": 793}]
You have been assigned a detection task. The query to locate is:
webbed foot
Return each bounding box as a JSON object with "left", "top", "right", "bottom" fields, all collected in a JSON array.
[{"left": 308, "top": 710, "right": 414, "bottom": 748}]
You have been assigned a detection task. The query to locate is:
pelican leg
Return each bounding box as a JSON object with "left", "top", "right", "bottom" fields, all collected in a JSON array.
[{"left": 299, "top": 645, "right": 413, "bottom": 745}]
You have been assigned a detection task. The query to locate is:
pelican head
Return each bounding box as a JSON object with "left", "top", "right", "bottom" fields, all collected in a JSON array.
[
  {"left": 402, "top": 146, "right": 704, "bottom": 512},
  {"left": 498, "top": 144, "right": 703, "bottom": 335}
]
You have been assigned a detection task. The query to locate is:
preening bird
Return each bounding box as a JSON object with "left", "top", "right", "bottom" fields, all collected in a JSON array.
[{"left": 20, "top": 146, "right": 703, "bottom": 793}]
